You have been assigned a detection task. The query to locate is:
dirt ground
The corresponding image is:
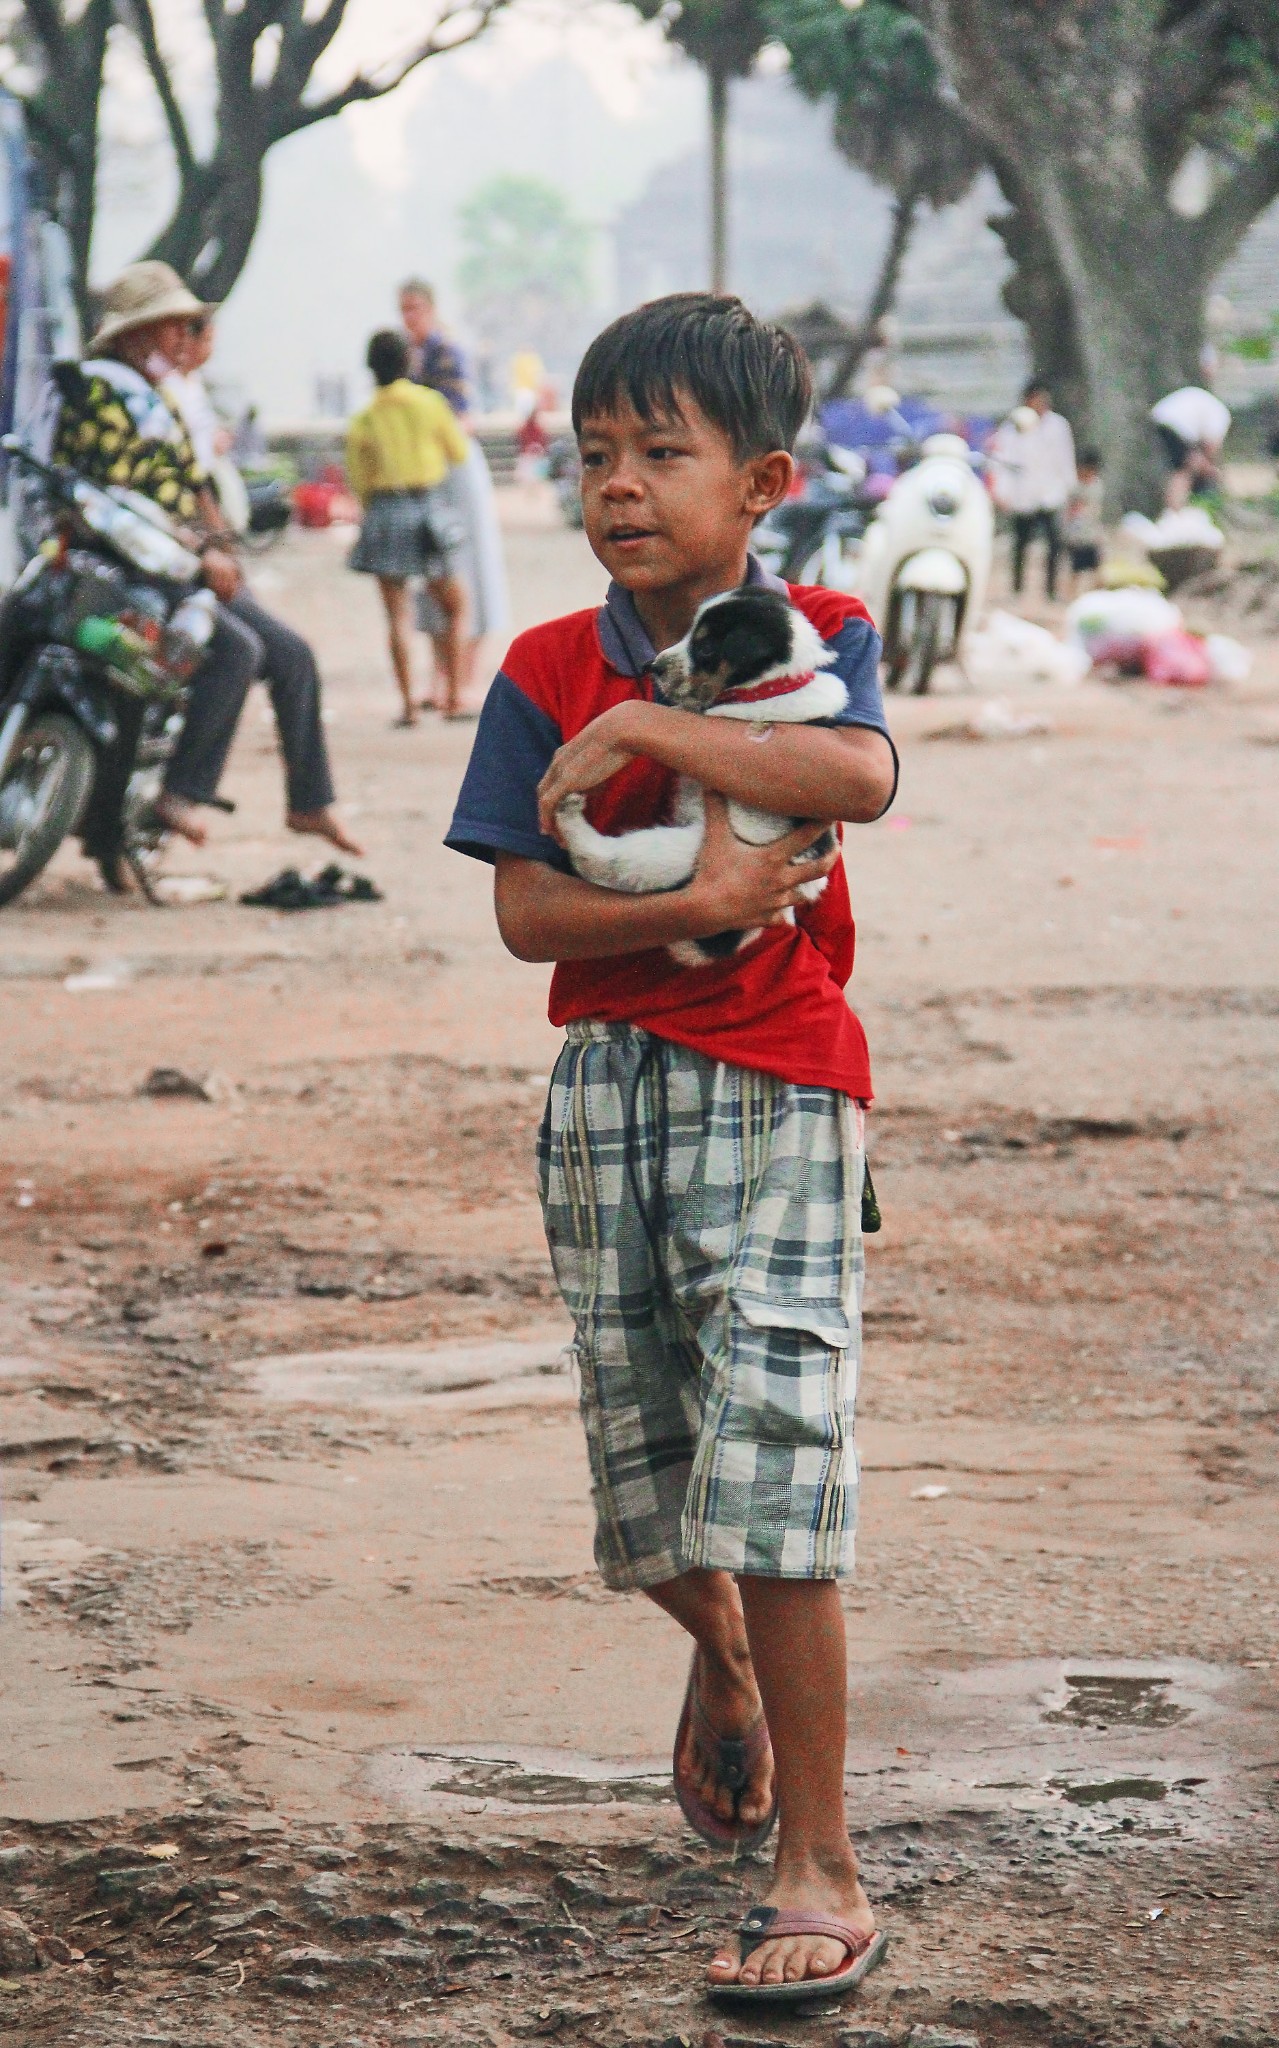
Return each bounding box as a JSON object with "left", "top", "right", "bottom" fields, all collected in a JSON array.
[{"left": 1, "top": 492, "right": 1277, "bottom": 2048}]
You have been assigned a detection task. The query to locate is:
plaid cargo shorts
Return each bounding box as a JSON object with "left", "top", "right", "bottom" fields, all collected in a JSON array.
[{"left": 536, "top": 1021, "right": 866, "bottom": 1591}]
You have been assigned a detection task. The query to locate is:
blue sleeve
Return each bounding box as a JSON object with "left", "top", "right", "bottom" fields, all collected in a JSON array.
[
  {"left": 821, "top": 615, "right": 898, "bottom": 814},
  {"left": 444, "top": 671, "right": 572, "bottom": 870}
]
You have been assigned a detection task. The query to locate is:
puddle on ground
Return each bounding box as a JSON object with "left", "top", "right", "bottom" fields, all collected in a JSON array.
[
  {"left": 1044, "top": 1672, "right": 1190, "bottom": 1731},
  {"left": 365, "top": 1744, "right": 674, "bottom": 1813},
  {"left": 414, "top": 1750, "right": 671, "bottom": 1806},
  {"left": 1052, "top": 1775, "right": 1169, "bottom": 1805}
]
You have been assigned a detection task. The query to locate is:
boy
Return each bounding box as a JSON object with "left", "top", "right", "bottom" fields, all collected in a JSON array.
[
  {"left": 445, "top": 294, "right": 897, "bottom": 2006},
  {"left": 1063, "top": 448, "right": 1105, "bottom": 592}
]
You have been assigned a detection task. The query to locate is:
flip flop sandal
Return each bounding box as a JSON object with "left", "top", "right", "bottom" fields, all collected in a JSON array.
[
  {"left": 673, "top": 1652, "right": 777, "bottom": 1854},
  {"left": 708, "top": 1907, "right": 889, "bottom": 2008}
]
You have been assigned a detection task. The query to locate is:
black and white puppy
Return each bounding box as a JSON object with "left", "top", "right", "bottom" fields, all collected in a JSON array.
[{"left": 556, "top": 585, "right": 845, "bottom": 966}]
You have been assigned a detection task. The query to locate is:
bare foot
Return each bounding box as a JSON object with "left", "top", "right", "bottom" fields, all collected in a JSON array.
[
  {"left": 708, "top": 1855, "right": 876, "bottom": 1990},
  {"left": 287, "top": 809, "right": 365, "bottom": 857},
  {"left": 677, "top": 1645, "right": 774, "bottom": 1831},
  {"left": 154, "top": 792, "right": 208, "bottom": 847}
]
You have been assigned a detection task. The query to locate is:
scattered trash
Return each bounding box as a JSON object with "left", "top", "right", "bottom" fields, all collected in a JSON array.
[
  {"left": 1141, "top": 628, "right": 1211, "bottom": 688},
  {"left": 13, "top": 1179, "right": 34, "bottom": 1209},
  {"left": 1148, "top": 1906, "right": 1166, "bottom": 1920},
  {"left": 142, "top": 1842, "right": 181, "bottom": 1860},
  {"left": 1204, "top": 633, "right": 1252, "bottom": 684},
  {"left": 240, "top": 864, "right": 383, "bottom": 911},
  {"left": 928, "top": 698, "right": 1055, "bottom": 742},
  {"left": 1067, "top": 586, "right": 1181, "bottom": 670},
  {"left": 63, "top": 962, "right": 131, "bottom": 993},
  {"left": 911, "top": 1483, "right": 950, "bottom": 1500},
  {"left": 967, "top": 609, "right": 1087, "bottom": 686},
  {"left": 1119, "top": 506, "right": 1225, "bottom": 591},
  {"left": 151, "top": 874, "right": 228, "bottom": 906},
  {"left": 139, "top": 1067, "right": 221, "bottom": 1102}
]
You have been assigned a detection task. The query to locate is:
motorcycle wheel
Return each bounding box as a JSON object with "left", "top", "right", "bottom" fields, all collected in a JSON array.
[
  {"left": 0, "top": 713, "right": 96, "bottom": 907},
  {"left": 890, "top": 591, "right": 948, "bottom": 696}
]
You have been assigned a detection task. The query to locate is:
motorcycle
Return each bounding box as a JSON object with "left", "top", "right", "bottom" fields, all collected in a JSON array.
[
  {"left": 855, "top": 432, "right": 993, "bottom": 694},
  {"left": 753, "top": 443, "right": 871, "bottom": 586},
  {"left": 0, "top": 437, "right": 220, "bottom": 906}
]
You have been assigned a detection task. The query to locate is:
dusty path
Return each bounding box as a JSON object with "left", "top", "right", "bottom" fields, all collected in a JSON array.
[{"left": 1, "top": 498, "right": 1277, "bottom": 2047}]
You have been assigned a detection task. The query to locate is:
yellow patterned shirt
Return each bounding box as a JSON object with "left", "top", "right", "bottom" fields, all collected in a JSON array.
[{"left": 51, "top": 361, "right": 206, "bottom": 523}]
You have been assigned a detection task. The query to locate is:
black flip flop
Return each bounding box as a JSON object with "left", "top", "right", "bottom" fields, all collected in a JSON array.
[{"left": 673, "top": 1652, "right": 777, "bottom": 1854}]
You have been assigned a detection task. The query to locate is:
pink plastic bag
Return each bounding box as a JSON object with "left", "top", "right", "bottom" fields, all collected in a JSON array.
[{"left": 1141, "top": 629, "right": 1212, "bottom": 688}]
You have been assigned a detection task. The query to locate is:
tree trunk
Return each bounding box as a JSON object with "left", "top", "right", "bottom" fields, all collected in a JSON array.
[
  {"left": 822, "top": 184, "right": 921, "bottom": 400},
  {"left": 987, "top": 171, "right": 1090, "bottom": 440},
  {"left": 145, "top": 156, "right": 265, "bottom": 304},
  {"left": 708, "top": 62, "right": 729, "bottom": 293}
]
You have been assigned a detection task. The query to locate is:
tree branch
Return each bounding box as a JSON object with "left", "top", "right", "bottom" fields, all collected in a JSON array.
[
  {"left": 121, "top": 0, "right": 198, "bottom": 182},
  {"left": 280, "top": 0, "right": 502, "bottom": 138},
  {"left": 1195, "top": 121, "right": 1279, "bottom": 265}
]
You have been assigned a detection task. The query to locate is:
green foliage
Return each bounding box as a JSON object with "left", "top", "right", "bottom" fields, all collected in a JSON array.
[
  {"left": 628, "top": 0, "right": 769, "bottom": 80},
  {"left": 764, "top": 0, "right": 982, "bottom": 206},
  {"left": 457, "top": 176, "right": 592, "bottom": 311}
]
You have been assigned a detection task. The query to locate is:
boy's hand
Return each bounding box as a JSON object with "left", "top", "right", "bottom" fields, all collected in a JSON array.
[
  {"left": 537, "top": 702, "right": 647, "bottom": 840},
  {"left": 687, "top": 792, "right": 838, "bottom": 929}
]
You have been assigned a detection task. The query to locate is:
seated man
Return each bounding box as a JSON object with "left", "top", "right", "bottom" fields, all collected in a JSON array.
[{"left": 49, "top": 260, "right": 360, "bottom": 862}]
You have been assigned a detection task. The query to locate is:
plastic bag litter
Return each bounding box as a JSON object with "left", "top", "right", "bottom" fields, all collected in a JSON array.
[
  {"left": 1119, "top": 506, "right": 1225, "bottom": 552},
  {"left": 1141, "top": 629, "right": 1212, "bottom": 687},
  {"left": 929, "top": 699, "right": 1055, "bottom": 741},
  {"left": 1204, "top": 633, "right": 1252, "bottom": 684},
  {"left": 967, "top": 610, "right": 1087, "bottom": 685},
  {"left": 1066, "top": 586, "right": 1182, "bottom": 655}
]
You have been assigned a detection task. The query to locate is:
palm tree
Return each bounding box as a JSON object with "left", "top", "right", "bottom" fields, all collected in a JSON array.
[
  {"left": 632, "top": 0, "right": 770, "bottom": 291},
  {"left": 771, "top": 0, "right": 983, "bottom": 395}
]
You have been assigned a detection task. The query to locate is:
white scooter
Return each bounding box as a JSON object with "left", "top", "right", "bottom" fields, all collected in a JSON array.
[{"left": 856, "top": 432, "right": 994, "bottom": 694}]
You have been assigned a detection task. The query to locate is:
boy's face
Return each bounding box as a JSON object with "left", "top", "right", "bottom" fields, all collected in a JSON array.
[{"left": 577, "top": 393, "right": 791, "bottom": 597}]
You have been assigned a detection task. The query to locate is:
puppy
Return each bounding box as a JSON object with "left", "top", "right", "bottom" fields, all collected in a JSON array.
[{"left": 556, "top": 585, "right": 846, "bottom": 966}]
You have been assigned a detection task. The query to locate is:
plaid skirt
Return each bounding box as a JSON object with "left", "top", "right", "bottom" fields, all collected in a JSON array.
[
  {"left": 349, "top": 487, "right": 462, "bottom": 580},
  {"left": 537, "top": 1021, "right": 866, "bottom": 1589}
]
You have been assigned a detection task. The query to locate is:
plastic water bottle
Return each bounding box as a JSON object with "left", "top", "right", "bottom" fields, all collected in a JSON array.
[{"left": 163, "top": 588, "right": 218, "bottom": 679}]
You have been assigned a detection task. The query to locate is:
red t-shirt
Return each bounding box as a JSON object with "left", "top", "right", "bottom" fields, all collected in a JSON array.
[{"left": 445, "top": 567, "right": 895, "bottom": 1098}]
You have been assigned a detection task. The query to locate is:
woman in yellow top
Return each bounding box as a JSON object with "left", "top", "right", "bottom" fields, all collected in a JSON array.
[{"left": 347, "top": 330, "right": 470, "bottom": 724}]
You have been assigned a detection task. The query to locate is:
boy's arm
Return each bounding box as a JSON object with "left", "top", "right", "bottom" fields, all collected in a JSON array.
[
  {"left": 536, "top": 707, "right": 895, "bottom": 844},
  {"left": 495, "top": 794, "right": 839, "bottom": 964}
]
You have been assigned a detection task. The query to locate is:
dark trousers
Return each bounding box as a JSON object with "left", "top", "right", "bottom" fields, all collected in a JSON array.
[
  {"left": 164, "top": 589, "right": 336, "bottom": 814},
  {"left": 1010, "top": 508, "right": 1062, "bottom": 600}
]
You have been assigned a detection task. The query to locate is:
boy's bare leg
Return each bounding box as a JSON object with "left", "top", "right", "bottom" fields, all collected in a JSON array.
[
  {"left": 377, "top": 576, "right": 416, "bottom": 724},
  {"left": 645, "top": 1569, "right": 774, "bottom": 1829},
  {"left": 709, "top": 1578, "right": 875, "bottom": 1988}
]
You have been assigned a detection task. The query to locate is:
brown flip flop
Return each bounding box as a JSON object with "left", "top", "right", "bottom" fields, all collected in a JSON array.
[
  {"left": 708, "top": 1906, "right": 889, "bottom": 2007},
  {"left": 673, "top": 1652, "right": 777, "bottom": 1854}
]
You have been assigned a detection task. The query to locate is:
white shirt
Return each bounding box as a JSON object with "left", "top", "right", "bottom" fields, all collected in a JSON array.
[
  {"left": 164, "top": 369, "right": 223, "bottom": 472},
  {"left": 1151, "top": 386, "right": 1231, "bottom": 449},
  {"left": 990, "top": 409, "right": 1077, "bottom": 513}
]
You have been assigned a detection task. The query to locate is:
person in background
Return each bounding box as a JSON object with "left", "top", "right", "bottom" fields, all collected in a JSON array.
[
  {"left": 347, "top": 329, "right": 469, "bottom": 724},
  {"left": 1062, "top": 448, "right": 1105, "bottom": 593},
  {"left": 399, "top": 278, "right": 510, "bottom": 709},
  {"left": 166, "top": 315, "right": 251, "bottom": 536},
  {"left": 1150, "top": 385, "right": 1231, "bottom": 509},
  {"left": 990, "top": 378, "right": 1077, "bottom": 602},
  {"left": 50, "top": 260, "right": 360, "bottom": 863}
]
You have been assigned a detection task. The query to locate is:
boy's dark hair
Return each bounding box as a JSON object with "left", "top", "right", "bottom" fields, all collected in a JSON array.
[
  {"left": 572, "top": 293, "right": 811, "bottom": 459},
  {"left": 367, "top": 329, "right": 409, "bottom": 386},
  {"left": 1078, "top": 446, "right": 1102, "bottom": 471},
  {"left": 1022, "top": 376, "right": 1051, "bottom": 403}
]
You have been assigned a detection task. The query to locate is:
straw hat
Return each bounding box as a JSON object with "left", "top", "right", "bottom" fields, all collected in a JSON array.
[{"left": 90, "top": 260, "right": 214, "bottom": 352}]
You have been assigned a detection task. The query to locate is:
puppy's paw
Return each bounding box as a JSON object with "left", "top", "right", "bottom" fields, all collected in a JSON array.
[{"left": 556, "top": 793, "right": 586, "bottom": 823}]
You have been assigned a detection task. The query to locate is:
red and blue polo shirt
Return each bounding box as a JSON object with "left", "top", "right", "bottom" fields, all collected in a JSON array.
[{"left": 445, "top": 560, "right": 896, "bottom": 1098}]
